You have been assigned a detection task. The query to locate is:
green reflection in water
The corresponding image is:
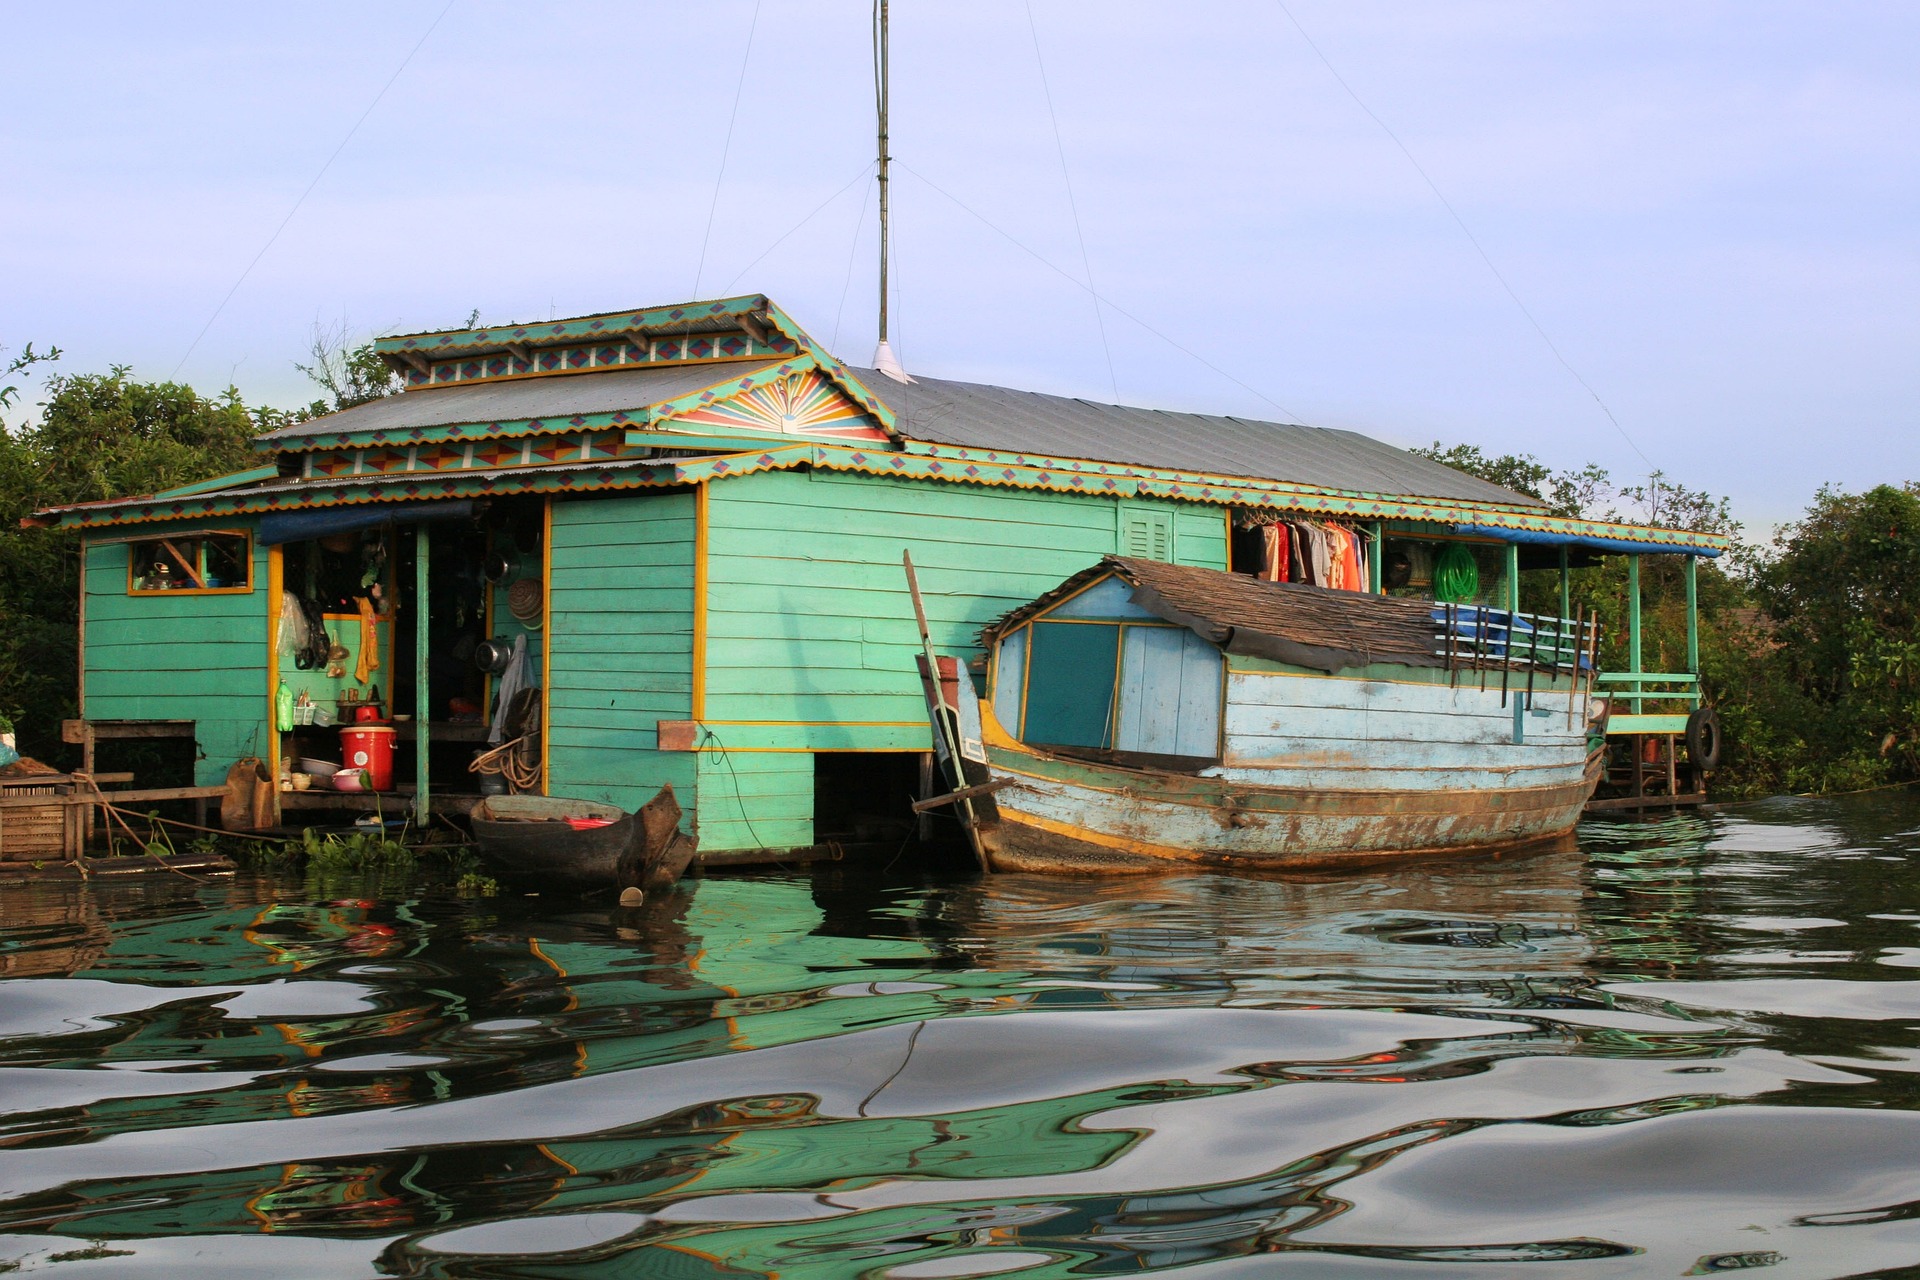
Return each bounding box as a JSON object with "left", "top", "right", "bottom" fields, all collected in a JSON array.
[{"left": 7, "top": 793, "right": 1920, "bottom": 1275}]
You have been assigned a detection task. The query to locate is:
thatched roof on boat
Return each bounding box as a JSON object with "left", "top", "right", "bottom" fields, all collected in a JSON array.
[{"left": 984, "top": 556, "right": 1445, "bottom": 674}]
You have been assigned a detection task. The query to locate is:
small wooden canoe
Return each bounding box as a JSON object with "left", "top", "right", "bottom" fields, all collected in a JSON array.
[{"left": 470, "top": 785, "right": 695, "bottom": 893}]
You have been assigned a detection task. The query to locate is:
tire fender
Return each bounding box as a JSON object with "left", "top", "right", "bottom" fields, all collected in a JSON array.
[{"left": 1685, "top": 707, "right": 1723, "bottom": 773}]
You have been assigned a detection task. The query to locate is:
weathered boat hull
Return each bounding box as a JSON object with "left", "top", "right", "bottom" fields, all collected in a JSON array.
[
  {"left": 470, "top": 785, "right": 694, "bottom": 892},
  {"left": 976, "top": 742, "right": 1604, "bottom": 874},
  {"left": 962, "top": 667, "right": 1605, "bottom": 875},
  {"left": 471, "top": 796, "right": 636, "bottom": 890}
]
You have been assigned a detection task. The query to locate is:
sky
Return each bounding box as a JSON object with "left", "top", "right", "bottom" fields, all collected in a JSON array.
[{"left": 3, "top": 1, "right": 1916, "bottom": 534}]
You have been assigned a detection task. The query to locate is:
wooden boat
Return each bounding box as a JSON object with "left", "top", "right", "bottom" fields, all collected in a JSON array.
[
  {"left": 470, "top": 785, "right": 695, "bottom": 892},
  {"left": 912, "top": 556, "right": 1605, "bottom": 875}
]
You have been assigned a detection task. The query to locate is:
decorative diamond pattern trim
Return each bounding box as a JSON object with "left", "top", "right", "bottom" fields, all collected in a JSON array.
[{"left": 43, "top": 438, "right": 1728, "bottom": 552}]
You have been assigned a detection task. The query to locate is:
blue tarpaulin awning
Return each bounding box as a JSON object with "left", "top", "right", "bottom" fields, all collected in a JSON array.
[
  {"left": 1452, "top": 524, "right": 1721, "bottom": 559},
  {"left": 257, "top": 500, "right": 476, "bottom": 546}
]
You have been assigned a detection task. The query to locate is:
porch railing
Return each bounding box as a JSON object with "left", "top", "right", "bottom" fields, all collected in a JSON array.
[
  {"left": 1430, "top": 605, "right": 1598, "bottom": 681},
  {"left": 1594, "top": 672, "right": 1700, "bottom": 736}
]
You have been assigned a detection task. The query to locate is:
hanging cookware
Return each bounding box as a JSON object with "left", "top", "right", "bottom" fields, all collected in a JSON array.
[
  {"left": 507, "top": 578, "right": 543, "bottom": 630},
  {"left": 473, "top": 637, "right": 515, "bottom": 675},
  {"left": 482, "top": 551, "right": 518, "bottom": 585}
]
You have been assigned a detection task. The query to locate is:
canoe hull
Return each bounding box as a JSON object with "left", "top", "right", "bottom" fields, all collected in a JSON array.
[
  {"left": 470, "top": 786, "right": 694, "bottom": 892},
  {"left": 977, "top": 745, "right": 1603, "bottom": 874}
]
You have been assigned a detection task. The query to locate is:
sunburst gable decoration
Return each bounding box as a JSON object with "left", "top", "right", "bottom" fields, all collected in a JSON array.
[{"left": 669, "top": 370, "right": 887, "bottom": 442}]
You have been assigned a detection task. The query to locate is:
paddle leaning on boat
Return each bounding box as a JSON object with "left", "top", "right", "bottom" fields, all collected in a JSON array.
[{"left": 909, "top": 555, "right": 1608, "bottom": 875}]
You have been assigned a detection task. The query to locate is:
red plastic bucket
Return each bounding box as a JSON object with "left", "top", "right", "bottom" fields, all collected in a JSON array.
[{"left": 339, "top": 725, "right": 396, "bottom": 791}]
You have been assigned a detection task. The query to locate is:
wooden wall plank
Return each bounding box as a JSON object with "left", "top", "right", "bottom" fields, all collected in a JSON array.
[
  {"left": 80, "top": 523, "right": 270, "bottom": 786},
  {"left": 545, "top": 493, "right": 701, "bottom": 827}
]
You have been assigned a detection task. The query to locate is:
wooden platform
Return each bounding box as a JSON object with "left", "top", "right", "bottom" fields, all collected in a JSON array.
[
  {"left": 279, "top": 787, "right": 483, "bottom": 817},
  {"left": 1585, "top": 791, "right": 1709, "bottom": 813}
]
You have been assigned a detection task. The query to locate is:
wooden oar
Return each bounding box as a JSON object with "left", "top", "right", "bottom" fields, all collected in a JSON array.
[{"left": 903, "top": 550, "right": 990, "bottom": 872}]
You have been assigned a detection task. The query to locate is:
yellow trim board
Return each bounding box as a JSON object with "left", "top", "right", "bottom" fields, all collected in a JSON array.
[
  {"left": 265, "top": 544, "right": 284, "bottom": 825},
  {"left": 692, "top": 481, "right": 709, "bottom": 722},
  {"left": 540, "top": 497, "right": 553, "bottom": 795}
]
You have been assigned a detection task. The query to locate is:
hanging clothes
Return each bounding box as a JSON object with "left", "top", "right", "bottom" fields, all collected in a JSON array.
[
  {"left": 1259, "top": 523, "right": 1290, "bottom": 583},
  {"left": 353, "top": 596, "right": 381, "bottom": 684},
  {"left": 1335, "top": 526, "right": 1362, "bottom": 593},
  {"left": 1304, "top": 523, "right": 1333, "bottom": 588}
]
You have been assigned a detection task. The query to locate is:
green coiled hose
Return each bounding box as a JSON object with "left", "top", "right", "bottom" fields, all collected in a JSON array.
[{"left": 1433, "top": 543, "right": 1479, "bottom": 603}]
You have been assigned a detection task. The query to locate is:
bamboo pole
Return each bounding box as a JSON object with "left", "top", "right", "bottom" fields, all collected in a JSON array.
[{"left": 903, "top": 551, "right": 989, "bottom": 873}]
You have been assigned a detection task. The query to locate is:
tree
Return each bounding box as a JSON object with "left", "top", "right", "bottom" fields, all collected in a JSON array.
[
  {"left": 1418, "top": 442, "right": 1779, "bottom": 793},
  {"left": 0, "top": 365, "right": 266, "bottom": 763},
  {"left": 291, "top": 319, "right": 405, "bottom": 417},
  {"left": 1750, "top": 483, "right": 1920, "bottom": 790}
]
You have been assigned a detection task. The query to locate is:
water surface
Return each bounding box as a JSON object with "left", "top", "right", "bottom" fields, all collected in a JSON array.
[{"left": 4, "top": 794, "right": 1920, "bottom": 1277}]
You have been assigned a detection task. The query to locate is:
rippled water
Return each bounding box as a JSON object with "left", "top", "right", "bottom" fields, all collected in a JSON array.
[{"left": 7, "top": 795, "right": 1920, "bottom": 1277}]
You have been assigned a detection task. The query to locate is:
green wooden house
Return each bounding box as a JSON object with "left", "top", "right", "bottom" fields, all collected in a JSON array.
[{"left": 31, "top": 295, "right": 1729, "bottom": 854}]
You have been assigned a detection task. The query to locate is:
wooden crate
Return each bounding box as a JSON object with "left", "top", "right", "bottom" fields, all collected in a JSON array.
[{"left": 0, "top": 781, "right": 72, "bottom": 861}]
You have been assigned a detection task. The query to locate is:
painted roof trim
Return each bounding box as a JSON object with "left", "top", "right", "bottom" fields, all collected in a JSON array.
[
  {"left": 258, "top": 357, "right": 823, "bottom": 454},
  {"left": 377, "top": 295, "right": 774, "bottom": 356},
  {"left": 29, "top": 439, "right": 1729, "bottom": 551},
  {"left": 150, "top": 465, "right": 283, "bottom": 499},
  {"left": 806, "top": 444, "right": 1731, "bottom": 553},
  {"left": 367, "top": 297, "right": 900, "bottom": 441}
]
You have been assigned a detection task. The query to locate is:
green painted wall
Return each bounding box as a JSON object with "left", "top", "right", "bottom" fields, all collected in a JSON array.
[
  {"left": 694, "top": 469, "right": 1227, "bottom": 850},
  {"left": 545, "top": 492, "right": 697, "bottom": 820},
  {"left": 704, "top": 471, "right": 1224, "bottom": 734},
  {"left": 694, "top": 752, "right": 812, "bottom": 852},
  {"left": 82, "top": 526, "right": 271, "bottom": 787}
]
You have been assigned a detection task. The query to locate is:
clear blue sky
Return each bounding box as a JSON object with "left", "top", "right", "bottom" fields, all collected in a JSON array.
[{"left": 3, "top": 2, "right": 1915, "bottom": 532}]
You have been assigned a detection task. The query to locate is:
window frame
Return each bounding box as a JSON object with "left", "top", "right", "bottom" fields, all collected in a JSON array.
[{"left": 123, "top": 529, "right": 256, "bottom": 597}]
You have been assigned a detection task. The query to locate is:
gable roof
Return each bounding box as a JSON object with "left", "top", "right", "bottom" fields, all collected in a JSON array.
[
  {"left": 253, "top": 361, "right": 785, "bottom": 444},
  {"left": 850, "top": 368, "right": 1540, "bottom": 509}
]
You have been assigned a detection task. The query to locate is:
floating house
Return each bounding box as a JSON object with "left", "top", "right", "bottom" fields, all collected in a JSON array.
[{"left": 30, "top": 295, "right": 1728, "bottom": 857}]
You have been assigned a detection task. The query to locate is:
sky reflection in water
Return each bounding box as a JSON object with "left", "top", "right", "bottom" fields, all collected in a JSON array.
[{"left": 4, "top": 793, "right": 1920, "bottom": 1276}]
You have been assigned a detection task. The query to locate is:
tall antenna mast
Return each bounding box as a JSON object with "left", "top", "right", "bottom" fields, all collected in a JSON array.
[{"left": 871, "top": 0, "right": 911, "bottom": 382}]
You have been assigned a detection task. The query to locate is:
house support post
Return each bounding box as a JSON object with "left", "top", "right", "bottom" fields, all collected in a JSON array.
[
  {"left": 414, "top": 523, "right": 431, "bottom": 824},
  {"left": 1628, "top": 554, "right": 1642, "bottom": 675},
  {"left": 1370, "top": 522, "right": 1384, "bottom": 593},
  {"left": 1685, "top": 554, "right": 1699, "bottom": 676},
  {"left": 1506, "top": 542, "right": 1520, "bottom": 615}
]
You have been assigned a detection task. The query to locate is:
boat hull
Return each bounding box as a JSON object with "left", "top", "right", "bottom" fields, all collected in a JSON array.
[
  {"left": 974, "top": 742, "right": 1604, "bottom": 875},
  {"left": 470, "top": 786, "right": 694, "bottom": 892},
  {"left": 471, "top": 796, "right": 636, "bottom": 890}
]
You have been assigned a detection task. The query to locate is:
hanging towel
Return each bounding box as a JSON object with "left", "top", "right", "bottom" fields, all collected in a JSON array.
[
  {"left": 488, "top": 635, "right": 528, "bottom": 746},
  {"left": 354, "top": 597, "right": 380, "bottom": 684}
]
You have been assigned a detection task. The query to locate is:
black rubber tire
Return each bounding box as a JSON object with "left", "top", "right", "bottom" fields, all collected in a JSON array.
[{"left": 1685, "top": 707, "right": 1724, "bottom": 773}]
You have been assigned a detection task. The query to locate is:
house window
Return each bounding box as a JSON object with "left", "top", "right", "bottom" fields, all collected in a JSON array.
[
  {"left": 128, "top": 531, "right": 253, "bottom": 594},
  {"left": 1118, "top": 504, "right": 1173, "bottom": 561}
]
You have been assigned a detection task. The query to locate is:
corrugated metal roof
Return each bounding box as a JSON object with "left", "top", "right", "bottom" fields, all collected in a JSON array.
[
  {"left": 255, "top": 361, "right": 784, "bottom": 443},
  {"left": 254, "top": 346, "right": 1537, "bottom": 510},
  {"left": 850, "top": 368, "right": 1543, "bottom": 509}
]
